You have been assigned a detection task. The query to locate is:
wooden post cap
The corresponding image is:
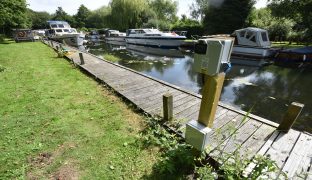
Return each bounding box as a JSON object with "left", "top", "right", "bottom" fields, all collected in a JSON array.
[{"left": 277, "top": 102, "right": 304, "bottom": 132}]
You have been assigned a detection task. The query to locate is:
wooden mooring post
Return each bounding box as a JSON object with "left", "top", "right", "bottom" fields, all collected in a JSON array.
[
  {"left": 79, "top": 53, "right": 85, "bottom": 65},
  {"left": 163, "top": 93, "right": 173, "bottom": 121},
  {"left": 50, "top": 41, "right": 53, "bottom": 47},
  {"left": 277, "top": 102, "right": 304, "bottom": 132},
  {"left": 198, "top": 73, "right": 225, "bottom": 128}
]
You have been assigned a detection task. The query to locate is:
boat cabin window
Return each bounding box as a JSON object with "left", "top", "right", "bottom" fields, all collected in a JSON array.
[
  {"left": 56, "top": 29, "right": 63, "bottom": 33},
  {"left": 250, "top": 36, "right": 256, "bottom": 43},
  {"left": 48, "top": 29, "right": 55, "bottom": 34},
  {"left": 58, "top": 24, "right": 65, "bottom": 28},
  {"left": 70, "top": 29, "right": 77, "bottom": 33},
  {"left": 51, "top": 24, "right": 57, "bottom": 28},
  {"left": 63, "top": 29, "right": 69, "bottom": 32},
  {"left": 246, "top": 31, "right": 254, "bottom": 39},
  {"left": 261, "top": 32, "right": 268, "bottom": 41},
  {"left": 239, "top": 30, "right": 246, "bottom": 37}
]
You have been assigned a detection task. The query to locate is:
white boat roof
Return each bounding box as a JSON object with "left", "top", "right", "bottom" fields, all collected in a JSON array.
[{"left": 235, "top": 27, "right": 268, "bottom": 32}]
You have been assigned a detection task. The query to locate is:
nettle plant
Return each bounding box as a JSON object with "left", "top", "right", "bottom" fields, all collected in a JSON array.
[{"left": 139, "top": 116, "right": 283, "bottom": 179}]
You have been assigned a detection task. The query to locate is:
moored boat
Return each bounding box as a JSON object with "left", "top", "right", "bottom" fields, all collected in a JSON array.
[
  {"left": 125, "top": 28, "right": 186, "bottom": 49},
  {"left": 46, "top": 21, "right": 85, "bottom": 47},
  {"left": 274, "top": 46, "right": 312, "bottom": 66},
  {"left": 231, "top": 27, "right": 276, "bottom": 59},
  {"left": 105, "top": 30, "right": 126, "bottom": 45}
]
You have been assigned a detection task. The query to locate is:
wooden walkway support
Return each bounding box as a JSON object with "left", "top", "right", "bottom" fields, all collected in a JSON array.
[{"left": 44, "top": 40, "right": 312, "bottom": 179}]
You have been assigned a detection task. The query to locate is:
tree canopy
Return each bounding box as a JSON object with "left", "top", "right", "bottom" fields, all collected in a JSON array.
[
  {"left": 268, "top": 0, "right": 312, "bottom": 42},
  {"left": 74, "top": 5, "right": 91, "bottom": 28},
  {"left": 201, "top": 0, "right": 255, "bottom": 34},
  {"left": 0, "top": 0, "right": 29, "bottom": 33}
]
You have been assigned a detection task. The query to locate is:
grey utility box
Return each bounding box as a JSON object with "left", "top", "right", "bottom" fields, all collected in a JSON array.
[
  {"left": 185, "top": 120, "right": 212, "bottom": 151},
  {"left": 193, "top": 38, "right": 233, "bottom": 76}
]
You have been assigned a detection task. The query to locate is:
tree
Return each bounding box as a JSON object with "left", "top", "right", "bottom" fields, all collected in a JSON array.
[
  {"left": 110, "top": 0, "right": 150, "bottom": 31},
  {"left": 247, "top": 8, "right": 295, "bottom": 40},
  {"left": 190, "top": 0, "right": 209, "bottom": 20},
  {"left": 74, "top": 5, "right": 91, "bottom": 28},
  {"left": 202, "top": 0, "right": 255, "bottom": 34},
  {"left": 268, "top": 0, "right": 312, "bottom": 42},
  {"left": 148, "top": 0, "right": 178, "bottom": 22},
  {"left": 52, "top": 7, "right": 75, "bottom": 26},
  {"left": 27, "top": 9, "right": 52, "bottom": 29},
  {"left": 86, "top": 6, "right": 111, "bottom": 28},
  {"left": 0, "top": 0, "right": 30, "bottom": 34}
]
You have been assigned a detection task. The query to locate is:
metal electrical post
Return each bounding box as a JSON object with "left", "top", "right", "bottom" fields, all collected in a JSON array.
[{"left": 185, "top": 37, "right": 234, "bottom": 151}]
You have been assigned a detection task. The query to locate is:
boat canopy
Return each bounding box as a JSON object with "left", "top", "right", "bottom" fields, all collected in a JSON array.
[
  {"left": 233, "top": 27, "right": 271, "bottom": 48},
  {"left": 47, "top": 21, "right": 71, "bottom": 29}
]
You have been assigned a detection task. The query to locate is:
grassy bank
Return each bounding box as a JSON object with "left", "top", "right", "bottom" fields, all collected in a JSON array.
[
  {"left": 0, "top": 42, "right": 159, "bottom": 179},
  {"left": 271, "top": 41, "right": 306, "bottom": 49}
]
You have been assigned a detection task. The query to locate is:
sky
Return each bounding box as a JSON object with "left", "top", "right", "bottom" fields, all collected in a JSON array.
[{"left": 27, "top": 0, "right": 268, "bottom": 17}]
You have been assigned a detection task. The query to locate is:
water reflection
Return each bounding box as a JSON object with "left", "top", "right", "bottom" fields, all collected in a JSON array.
[{"left": 88, "top": 41, "right": 312, "bottom": 133}]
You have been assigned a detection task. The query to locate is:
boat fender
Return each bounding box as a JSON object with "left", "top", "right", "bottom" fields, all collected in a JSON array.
[{"left": 221, "top": 63, "right": 232, "bottom": 73}]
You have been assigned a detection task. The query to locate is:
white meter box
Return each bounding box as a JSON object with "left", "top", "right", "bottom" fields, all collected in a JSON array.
[{"left": 194, "top": 38, "right": 233, "bottom": 76}]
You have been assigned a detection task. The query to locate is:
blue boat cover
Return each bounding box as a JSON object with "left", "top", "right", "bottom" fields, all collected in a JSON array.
[{"left": 280, "top": 46, "right": 312, "bottom": 54}]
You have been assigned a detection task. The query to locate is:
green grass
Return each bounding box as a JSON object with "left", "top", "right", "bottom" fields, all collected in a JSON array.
[
  {"left": 0, "top": 42, "right": 159, "bottom": 179},
  {"left": 271, "top": 41, "right": 306, "bottom": 49}
]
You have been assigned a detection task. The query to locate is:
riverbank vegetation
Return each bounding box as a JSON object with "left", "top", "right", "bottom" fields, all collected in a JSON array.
[{"left": 1, "top": 0, "right": 311, "bottom": 43}]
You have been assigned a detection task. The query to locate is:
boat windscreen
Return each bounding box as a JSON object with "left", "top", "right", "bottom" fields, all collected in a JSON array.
[
  {"left": 51, "top": 24, "right": 57, "bottom": 28},
  {"left": 261, "top": 32, "right": 268, "bottom": 41},
  {"left": 58, "top": 24, "right": 65, "bottom": 28}
]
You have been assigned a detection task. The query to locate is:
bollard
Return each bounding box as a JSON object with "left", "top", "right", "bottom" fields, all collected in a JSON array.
[
  {"left": 277, "top": 102, "right": 304, "bottom": 132},
  {"left": 50, "top": 41, "right": 53, "bottom": 47},
  {"left": 163, "top": 93, "right": 173, "bottom": 121},
  {"left": 79, "top": 53, "right": 85, "bottom": 65}
]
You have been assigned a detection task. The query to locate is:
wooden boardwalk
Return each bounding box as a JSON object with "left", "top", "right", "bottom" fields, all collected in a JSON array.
[{"left": 45, "top": 40, "right": 312, "bottom": 179}]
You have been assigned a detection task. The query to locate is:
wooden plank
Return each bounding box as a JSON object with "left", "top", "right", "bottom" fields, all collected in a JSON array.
[
  {"left": 136, "top": 89, "right": 183, "bottom": 108},
  {"left": 125, "top": 86, "right": 169, "bottom": 101},
  {"left": 173, "top": 98, "right": 201, "bottom": 115},
  {"left": 146, "top": 93, "right": 191, "bottom": 115},
  {"left": 243, "top": 130, "right": 280, "bottom": 176},
  {"left": 264, "top": 130, "right": 301, "bottom": 179},
  {"left": 238, "top": 123, "right": 276, "bottom": 160},
  {"left": 146, "top": 94, "right": 195, "bottom": 113},
  {"left": 117, "top": 80, "right": 156, "bottom": 93},
  {"left": 206, "top": 115, "right": 250, "bottom": 153},
  {"left": 265, "top": 130, "right": 301, "bottom": 168},
  {"left": 282, "top": 133, "right": 312, "bottom": 179},
  {"left": 217, "top": 120, "right": 263, "bottom": 157},
  {"left": 175, "top": 102, "right": 201, "bottom": 120}
]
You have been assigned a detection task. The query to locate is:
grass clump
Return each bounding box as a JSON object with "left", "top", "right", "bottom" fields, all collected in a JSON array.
[
  {"left": 103, "top": 53, "right": 121, "bottom": 63},
  {"left": 0, "top": 41, "right": 160, "bottom": 179}
]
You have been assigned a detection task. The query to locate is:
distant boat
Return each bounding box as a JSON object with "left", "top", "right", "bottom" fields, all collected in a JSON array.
[
  {"left": 46, "top": 21, "right": 85, "bottom": 47},
  {"left": 230, "top": 27, "right": 276, "bottom": 58},
  {"left": 274, "top": 46, "right": 312, "bottom": 66},
  {"left": 125, "top": 29, "right": 186, "bottom": 49},
  {"left": 105, "top": 30, "right": 126, "bottom": 45}
]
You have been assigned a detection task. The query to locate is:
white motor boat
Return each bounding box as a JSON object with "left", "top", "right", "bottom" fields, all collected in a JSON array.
[
  {"left": 126, "top": 44, "right": 184, "bottom": 58},
  {"left": 231, "top": 27, "right": 275, "bottom": 58},
  {"left": 125, "top": 29, "right": 186, "bottom": 49},
  {"left": 46, "top": 21, "right": 85, "bottom": 47},
  {"left": 105, "top": 30, "right": 126, "bottom": 45}
]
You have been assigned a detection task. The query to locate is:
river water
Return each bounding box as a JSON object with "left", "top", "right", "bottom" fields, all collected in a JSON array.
[{"left": 87, "top": 42, "right": 312, "bottom": 133}]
